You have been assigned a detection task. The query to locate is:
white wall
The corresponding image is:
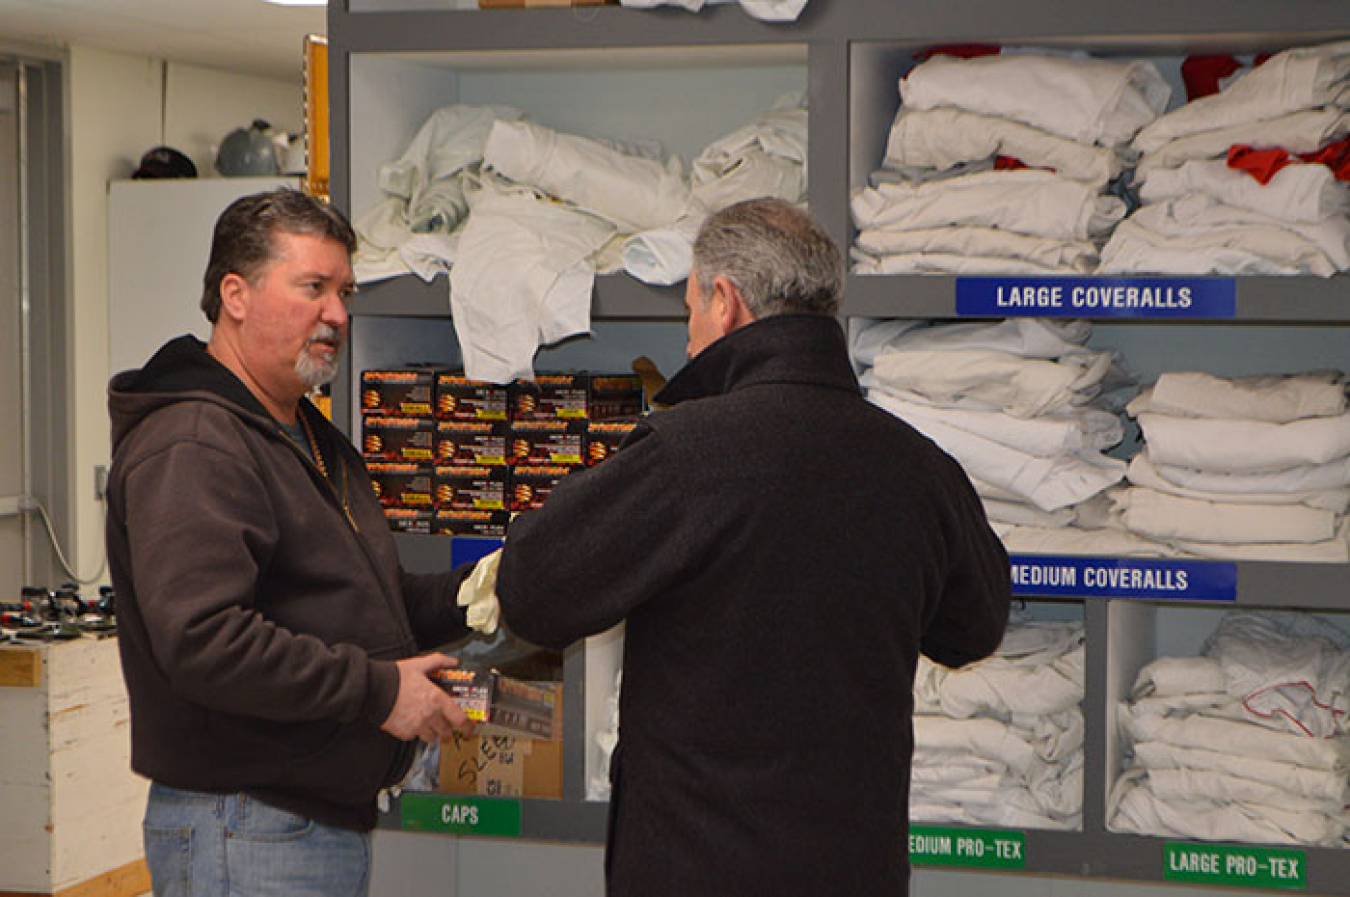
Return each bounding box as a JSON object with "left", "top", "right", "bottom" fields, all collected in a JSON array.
[{"left": 66, "top": 45, "right": 301, "bottom": 581}]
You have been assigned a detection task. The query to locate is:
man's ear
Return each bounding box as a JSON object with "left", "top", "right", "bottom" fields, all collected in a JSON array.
[
  {"left": 711, "top": 276, "right": 755, "bottom": 335},
  {"left": 218, "top": 272, "right": 250, "bottom": 323}
]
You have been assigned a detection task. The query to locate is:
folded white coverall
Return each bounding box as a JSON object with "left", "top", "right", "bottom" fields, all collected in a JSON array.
[
  {"left": 1137, "top": 411, "right": 1350, "bottom": 473},
  {"left": 1120, "top": 700, "right": 1350, "bottom": 769},
  {"left": 870, "top": 347, "right": 1116, "bottom": 418},
  {"left": 851, "top": 170, "right": 1126, "bottom": 241},
  {"left": 483, "top": 119, "right": 694, "bottom": 234},
  {"left": 853, "top": 250, "right": 1080, "bottom": 277},
  {"left": 1129, "top": 370, "right": 1347, "bottom": 424},
  {"left": 872, "top": 395, "right": 1125, "bottom": 511},
  {"left": 1206, "top": 612, "right": 1350, "bottom": 738},
  {"left": 1146, "top": 454, "right": 1350, "bottom": 495},
  {"left": 899, "top": 53, "right": 1170, "bottom": 148},
  {"left": 995, "top": 522, "right": 1181, "bottom": 558},
  {"left": 981, "top": 499, "right": 1075, "bottom": 529},
  {"left": 1139, "top": 158, "right": 1350, "bottom": 224},
  {"left": 448, "top": 191, "right": 615, "bottom": 383},
  {"left": 1098, "top": 216, "right": 1338, "bottom": 277},
  {"left": 1132, "top": 40, "right": 1350, "bottom": 156},
  {"left": 1134, "top": 106, "right": 1350, "bottom": 180},
  {"left": 855, "top": 227, "right": 1099, "bottom": 274},
  {"left": 883, "top": 106, "right": 1127, "bottom": 187},
  {"left": 875, "top": 392, "right": 1122, "bottom": 457},
  {"left": 1100, "top": 191, "right": 1350, "bottom": 277},
  {"left": 1132, "top": 741, "right": 1350, "bottom": 806},
  {"left": 1109, "top": 767, "right": 1348, "bottom": 846},
  {"left": 1132, "top": 655, "right": 1228, "bottom": 698},
  {"left": 1127, "top": 454, "right": 1350, "bottom": 514},
  {"left": 1167, "top": 527, "right": 1350, "bottom": 564},
  {"left": 1112, "top": 486, "right": 1339, "bottom": 545},
  {"left": 860, "top": 317, "right": 1093, "bottom": 360}
]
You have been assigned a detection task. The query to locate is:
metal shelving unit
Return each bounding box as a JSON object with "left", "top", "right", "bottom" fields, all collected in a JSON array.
[{"left": 331, "top": 0, "right": 1350, "bottom": 889}]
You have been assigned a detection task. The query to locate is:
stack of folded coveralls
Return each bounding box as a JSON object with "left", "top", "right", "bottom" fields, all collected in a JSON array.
[
  {"left": 912, "top": 615, "right": 1085, "bottom": 830},
  {"left": 851, "top": 317, "right": 1173, "bottom": 558},
  {"left": 852, "top": 49, "right": 1171, "bottom": 275},
  {"left": 1111, "top": 612, "right": 1350, "bottom": 847},
  {"left": 1102, "top": 40, "right": 1350, "bottom": 276},
  {"left": 1111, "top": 370, "right": 1350, "bottom": 562}
]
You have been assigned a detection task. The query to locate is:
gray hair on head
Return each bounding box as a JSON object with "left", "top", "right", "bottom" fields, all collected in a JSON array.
[
  {"left": 201, "top": 188, "right": 356, "bottom": 324},
  {"left": 691, "top": 197, "right": 841, "bottom": 319}
]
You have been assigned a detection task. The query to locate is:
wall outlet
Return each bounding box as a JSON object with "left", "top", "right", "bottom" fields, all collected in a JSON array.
[{"left": 0, "top": 495, "right": 30, "bottom": 517}]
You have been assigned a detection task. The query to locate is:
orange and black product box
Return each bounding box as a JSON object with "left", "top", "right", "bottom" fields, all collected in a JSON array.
[
  {"left": 360, "top": 368, "right": 438, "bottom": 418},
  {"left": 367, "top": 462, "right": 434, "bottom": 509},
  {"left": 586, "top": 418, "right": 640, "bottom": 466},
  {"left": 509, "top": 373, "right": 588, "bottom": 421},
  {"left": 383, "top": 507, "right": 434, "bottom": 535},
  {"left": 433, "top": 465, "right": 508, "bottom": 511},
  {"left": 429, "top": 668, "right": 558, "bottom": 740},
  {"left": 509, "top": 465, "right": 572, "bottom": 511},
  {"left": 434, "top": 508, "right": 510, "bottom": 538},
  {"left": 507, "top": 419, "right": 587, "bottom": 467},
  {"left": 588, "top": 373, "right": 645, "bottom": 420},
  {"left": 362, "top": 416, "right": 436, "bottom": 463},
  {"left": 434, "top": 372, "right": 509, "bottom": 422},
  {"left": 435, "top": 420, "right": 508, "bottom": 467}
]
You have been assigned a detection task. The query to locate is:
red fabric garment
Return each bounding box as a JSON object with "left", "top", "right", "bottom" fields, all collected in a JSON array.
[
  {"left": 994, "top": 155, "right": 1029, "bottom": 171},
  {"left": 1181, "top": 55, "right": 1242, "bottom": 101},
  {"left": 914, "top": 43, "right": 1001, "bottom": 61},
  {"left": 1298, "top": 137, "right": 1350, "bottom": 181},
  {"left": 1227, "top": 144, "right": 1296, "bottom": 185}
]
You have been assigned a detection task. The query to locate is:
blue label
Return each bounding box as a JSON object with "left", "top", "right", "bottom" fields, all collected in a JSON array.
[
  {"left": 452, "top": 537, "right": 504, "bottom": 567},
  {"left": 956, "top": 277, "right": 1236, "bottom": 319},
  {"left": 1008, "top": 556, "right": 1236, "bottom": 601}
]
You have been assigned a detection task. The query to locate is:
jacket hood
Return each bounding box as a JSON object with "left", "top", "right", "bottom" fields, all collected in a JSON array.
[
  {"left": 655, "top": 313, "right": 859, "bottom": 406},
  {"left": 108, "top": 335, "right": 278, "bottom": 450}
]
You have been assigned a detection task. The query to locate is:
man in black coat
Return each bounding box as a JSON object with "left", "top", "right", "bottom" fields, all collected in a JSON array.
[{"left": 497, "top": 197, "right": 1011, "bottom": 896}]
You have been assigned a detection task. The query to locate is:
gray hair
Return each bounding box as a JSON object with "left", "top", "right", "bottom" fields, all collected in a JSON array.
[
  {"left": 691, "top": 197, "right": 841, "bottom": 318},
  {"left": 201, "top": 188, "right": 356, "bottom": 323}
]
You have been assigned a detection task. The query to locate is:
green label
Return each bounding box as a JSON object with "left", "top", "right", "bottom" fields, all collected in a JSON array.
[
  {"left": 399, "top": 793, "right": 522, "bottom": 837},
  {"left": 909, "top": 826, "right": 1026, "bottom": 869},
  {"left": 1163, "top": 842, "right": 1306, "bottom": 890}
]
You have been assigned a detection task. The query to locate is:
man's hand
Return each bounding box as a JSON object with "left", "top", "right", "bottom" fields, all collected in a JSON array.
[{"left": 380, "top": 653, "right": 475, "bottom": 742}]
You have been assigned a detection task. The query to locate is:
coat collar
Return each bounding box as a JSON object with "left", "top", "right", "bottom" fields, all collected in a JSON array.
[{"left": 655, "top": 314, "right": 860, "bottom": 406}]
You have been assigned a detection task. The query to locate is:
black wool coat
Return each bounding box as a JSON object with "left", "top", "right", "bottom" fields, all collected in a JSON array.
[{"left": 498, "top": 313, "right": 1011, "bottom": 897}]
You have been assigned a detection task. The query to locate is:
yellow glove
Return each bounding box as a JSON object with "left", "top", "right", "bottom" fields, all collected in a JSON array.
[{"left": 456, "top": 547, "right": 502, "bottom": 634}]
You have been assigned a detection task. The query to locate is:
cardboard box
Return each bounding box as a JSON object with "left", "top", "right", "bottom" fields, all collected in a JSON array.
[
  {"left": 433, "top": 465, "right": 508, "bottom": 511},
  {"left": 360, "top": 369, "right": 437, "bottom": 418},
  {"left": 438, "top": 729, "right": 563, "bottom": 799},
  {"left": 435, "top": 508, "right": 510, "bottom": 538},
  {"left": 435, "top": 373, "right": 509, "bottom": 422},
  {"left": 510, "top": 374, "right": 588, "bottom": 421},
  {"left": 509, "top": 465, "right": 572, "bottom": 511},
  {"left": 586, "top": 418, "right": 639, "bottom": 465},
  {"left": 435, "top": 421, "right": 508, "bottom": 467},
  {"left": 436, "top": 678, "right": 563, "bottom": 799},
  {"left": 367, "top": 462, "right": 434, "bottom": 509},
  {"left": 508, "top": 419, "right": 587, "bottom": 467},
  {"left": 362, "top": 416, "right": 436, "bottom": 463}
]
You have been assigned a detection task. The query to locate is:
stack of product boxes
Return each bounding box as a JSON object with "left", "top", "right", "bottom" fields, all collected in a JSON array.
[{"left": 361, "top": 367, "right": 643, "bottom": 537}]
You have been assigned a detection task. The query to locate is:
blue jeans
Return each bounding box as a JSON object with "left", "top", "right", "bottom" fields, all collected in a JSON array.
[{"left": 142, "top": 783, "right": 371, "bottom": 897}]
